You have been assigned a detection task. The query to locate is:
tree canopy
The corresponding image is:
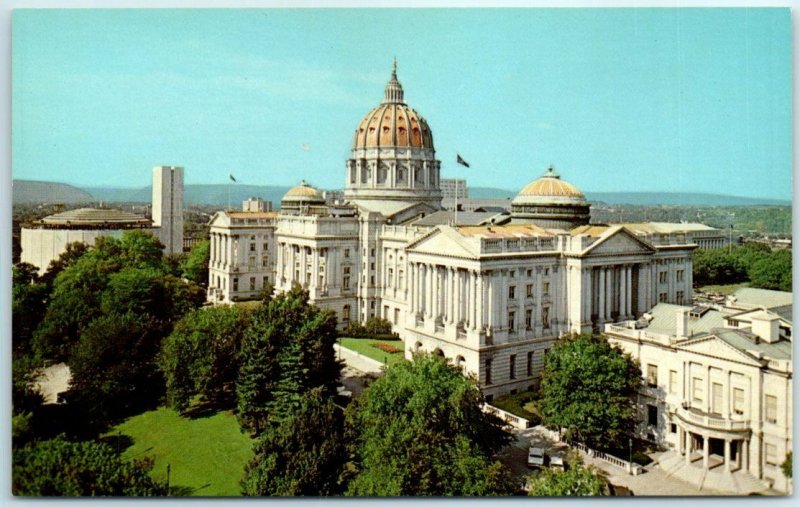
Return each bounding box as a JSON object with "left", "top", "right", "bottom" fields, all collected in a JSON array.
[
  {"left": 345, "top": 354, "right": 516, "bottom": 496},
  {"left": 693, "top": 243, "right": 791, "bottom": 291},
  {"left": 159, "top": 304, "right": 254, "bottom": 412},
  {"left": 13, "top": 437, "right": 166, "bottom": 496},
  {"left": 180, "top": 239, "right": 210, "bottom": 287},
  {"left": 527, "top": 452, "right": 607, "bottom": 496},
  {"left": 236, "top": 286, "right": 341, "bottom": 433},
  {"left": 539, "top": 334, "right": 640, "bottom": 450},
  {"left": 240, "top": 388, "right": 347, "bottom": 496}
]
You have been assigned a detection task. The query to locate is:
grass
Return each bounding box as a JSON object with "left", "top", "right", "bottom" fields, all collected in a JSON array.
[
  {"left": 106, "top": 407, "right": 253, "bottom": 496},
  {"left": 697, "top": 282, "right": 749, "bottom": 295},
  {"left": 491, "top": 391, "right": 541, "bottom": 424},
  {"left": 338, "top": 337, "right": 406, "bottom": 366}
]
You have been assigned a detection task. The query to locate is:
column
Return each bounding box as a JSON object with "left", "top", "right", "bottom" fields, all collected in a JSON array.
[
  {"left": 685, "top": 431, "right": 692, "bottom": 464},
  {"left": 467, "top": 270, "right": 474, "bottom": 329},
  {"left": 702, "top": 435, "right": 710, "bottom": 469},
  {"left": 598, "top": 268, "right": 606, "bottom": 322},
  {"left": 618, "top": 266, "right": 626, "bottom": 318},
  {"left": 471, "top": 270, "right": 479, "bottom": 330},
  {"left": 410, "top": 263, "right": 416, "bottom": 313},
  {"left": 625, "top": 265, "right": 633, "bottom": 317},
  {"left": 724, "top": 439, "right": 731, "bottom": 472},
  {"left": 427, "top": 264, "right": 434, "bottom": 318}
]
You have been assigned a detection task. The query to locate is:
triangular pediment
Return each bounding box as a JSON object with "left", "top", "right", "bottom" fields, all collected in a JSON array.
[
  {"left": 675, "top": 335, "right": 762, "bottom": 366},
  {"left": 406, "top": 227, "right": 478, "bottom": 259},
  {"left": 582, "top": 227, "right": 656, "bottom": 257}
]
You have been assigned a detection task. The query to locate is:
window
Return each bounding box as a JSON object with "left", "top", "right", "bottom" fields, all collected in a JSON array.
[
  {"left": 527, "top": 351, "right": 533, "bottom": 376},
  {"left": 388, "top": 268, "right": 394, "bottom": 286},
  {"left": 370, "top": 275, "right": 375, "bottom": 285},
  {"left": 508, "top": 285, "right": 516, "bottom": 299},
  {"left": 526, "top": 269, "right": 532, "bottom": 277},
  {"left": 233, "top": 278, "right": 239, "bottom": 291},
  {"left": 394, "top": 308, "right": 400, "bottom": 325},
  {"left": 647, "top": 404, "right": 658, "bottom": 427},
  {"left": 692, "top": 377, "right": 703, "bottom": 403},
  {"left": 765, "top": 443, "right": 778, "bottom": 466},
  {"left": 384, "top": 305, "right": 389, "bottom": 319},
  {"left": 647, "top": 364, "right": 658, "bottom": 387},
  {"left": 677, "top": 290, "right": 685, "bottom": 305},
  {"left": 544, "top": 268, "right": 550, "bottom": 275},
  {"left": 250, "top": 242, "right": 256, "bottom": 252},
  {"left": 262, "top": 255, "right": 269, "bottom": 267},
  {"left": 677, "top": 269, "right": 684, "bottom": 282},
  {"left": 543, "top": 281, "right": 550, "bottom": 295},
  {"left": 659, "top": 271, "right": 667, "bottom": 283},
  {"left": 711, "top": 383, "right": 723, "bottom": 415},
  {"left": 342, "top": 305, "right": 351, "bottom": 323},
  {"left": 262, "top": 241, "right": 269, "bottom": 251},
  {"left": 371, "top": 248, "right": 375, "bottom": 257},
  {"left": 659, "top": 292, "right": 668, "bottom": 303},
  {"left": 370, "top": 262, "right": 375, "bottom": 270},
  {"left": 319, "top": 274, "right": 324, "bottom": 286},
  {"left": 343, "top": 266, "right": 351, "bottom": 289},
  {"left": 399, "top": 270, "right": 405, "bottom": 289},
  {"left": 508, "top": 311, "right": 516, "bottom": 331},
  {"left": 249, "top": 277, "right": 256, "bottom": 291},
  {"left": 262, "top": 276, "right": 269, "bottom": 288},
  {"left": 509, "top": 270, "right": 515, "bottom": 277},
  {"left": 370, "top": 301, "right": 375, "bottom": 310},
  {"left": 526, "top": 284, "right": 533, "bottom": 297},
  {"left": 542, "top": 307, "right": 550, "bottom": 329},
  {"left": 525, "top": 309, "right": 532, "bottom": 330},
  {"left": 485, "top": 359, "right": 492, "bottom": 385},
  {"left": 670, "top": 423, "right": 677, "bottom": 434},
  {"left": 765, "top": 395, "right": 778, "bottom": 424},
  {"left": 509, "top": 354, "right": 517, "bottom": 380},
  {"left": 249, "top": 256, "right": 256, "bottom": 268},
  {"left": 669, "top": 370, "right": 678, "bottom": 394},
  {"left": 344, "top": 248, "right": 350, "bottom": 258},
  {"left": 733, "top": 388, "right": 745, "bottom": 415}
]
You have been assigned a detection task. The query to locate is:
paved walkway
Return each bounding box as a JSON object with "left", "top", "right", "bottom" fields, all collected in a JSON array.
[
  {"left": 334, "top": 343, "right": 385, "bottom": 375},
  {"left": 508, "top": 426, "right": 729, "bottom": 496},
  {"left": 33, "top": 362, "right": 71, "bottom": 404}
]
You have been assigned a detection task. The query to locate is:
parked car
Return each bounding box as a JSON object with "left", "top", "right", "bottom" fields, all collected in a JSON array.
[
  {"left": 548, "top": 453, "right": 565, "bottom": 470},
  {"left": 528, "top": 446, "right": 545, "bottom": 468}
]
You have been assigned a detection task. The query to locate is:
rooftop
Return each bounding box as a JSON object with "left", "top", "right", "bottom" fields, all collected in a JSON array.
[
  {"left": 456, "top": 223, "right": 554, "bottom": 239},
  {"left": 728, "top": 287, "right": 793, "bottom": 310},
  {"left": 38, "top": 207, "right": 151, "bottom": 228}
]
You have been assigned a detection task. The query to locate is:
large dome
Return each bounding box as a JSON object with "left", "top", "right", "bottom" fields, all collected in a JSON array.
[
  {"left": 282, "top": 180, "right": 324, "bottom": 203},
  {"left": 510, "top": 166, "right": 591, "bottom": 229},
  {"left": 351, "top": 62, "right": 434, "bottom": 150}
]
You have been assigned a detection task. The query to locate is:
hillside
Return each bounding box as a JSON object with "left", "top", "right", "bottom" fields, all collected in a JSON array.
[
  {"left": 12, "top": 180, "right": 95, "bottom": 204},
  {"left": 83, "top": 184, "right": 294, "bottom": 206}
]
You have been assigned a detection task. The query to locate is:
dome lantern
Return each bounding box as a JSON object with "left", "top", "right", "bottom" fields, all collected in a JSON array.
[{"left": 383, "top": 58, "right": 405, "bottom": 104}]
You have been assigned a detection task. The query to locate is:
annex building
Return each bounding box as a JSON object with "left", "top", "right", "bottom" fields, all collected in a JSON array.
[
  {"left": 605, "top": 287, "right": 792, "bottom": 493},
  {"left": 205, "top": 63, "right": 712, "bottom": 400}
]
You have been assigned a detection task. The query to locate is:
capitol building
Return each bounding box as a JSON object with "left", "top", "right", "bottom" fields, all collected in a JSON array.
[{"left": 206, "top": 63, "right": 700, "bottom": 400}]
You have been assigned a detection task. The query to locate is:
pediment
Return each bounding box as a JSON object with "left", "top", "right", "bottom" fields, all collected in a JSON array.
[
  {"left": 582, "top": 227, "right": 656, "bottom": 257},
  {"left": 406, "top": 227, "right": 478, "bottom": 259},
  {"left": 676, "top": 335, "right": 762, "bottom": 366}
]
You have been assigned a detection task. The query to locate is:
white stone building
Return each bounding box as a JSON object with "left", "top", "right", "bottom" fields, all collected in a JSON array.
[
  {"left": 204, "top": 63, "right": 712, "bottom": 400},
  {"left": 604, "top": 290, "right": 792, "bottom": 493},
  {"left": 20, "top": 166, "right": 184, "bottom": 272}
]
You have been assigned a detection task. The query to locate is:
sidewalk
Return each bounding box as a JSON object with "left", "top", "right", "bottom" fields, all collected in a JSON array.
[{"left": 334, "top": 343, "right": 385, "bottom": 375}]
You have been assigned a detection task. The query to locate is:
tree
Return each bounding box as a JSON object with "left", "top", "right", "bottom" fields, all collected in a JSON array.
[
  {"left": 13, "top": 437, "right": 166, "bottom": 496},
  {"left": 749, "top": 249, "right": 792, "bottom": 291},
  {"left": 527, "top": 452, "right": 607, "bottom": 496},
  {"left": 159, "top": 305, "right": 254, "bottom": 412},
  {"left": 782, "top": 451, "right": 792, "bottom": 479},
  {"left": 12, "top": 263, "right": 48, "bottom": 359},
  {"left": 345, "top": 355, "right": 516, "bottom": 496},
  {"left": 236, "top": 287, "right": 341, "bottom": 433},
  {"left": 539, "top": 334, "right": 640, "bottom": 450},
  {"left": 241, "top": 388, "right": 347, "bottom": 496},
  {"left": 65, "top": 312, "right": 164, "bottom": 422},
  {"left": 40, "top": 241, "right": 89, "bottom": 288},
  {"left": 180, "top": 239, "right": 210, "bottom": 287}
]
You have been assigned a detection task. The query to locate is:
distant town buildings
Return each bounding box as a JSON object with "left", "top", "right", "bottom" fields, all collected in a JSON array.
[
  {"left": 20, "top": 166, "right": 184, "bottom": 272},
  {"left": 440, "top": 178, "right": 468, "bottom": 201},
  {"left": 242, "top": 197, "right": 273, "bottom": 212},
  {"left": 605, "top": 287, "right": 792, "bottom": 493}
]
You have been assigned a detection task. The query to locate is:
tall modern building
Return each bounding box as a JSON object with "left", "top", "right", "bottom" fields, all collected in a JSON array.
[
  {"left": 152, "top": 166, "right": 184, "bottom": 255},
  {"left": 441, "top": 179, "right": 468, "bottom": 200}
]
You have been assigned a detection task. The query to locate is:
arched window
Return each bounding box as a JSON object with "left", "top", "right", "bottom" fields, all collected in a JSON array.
[{"left": 455, "top": 355, "right": 466, "bottom": 370}]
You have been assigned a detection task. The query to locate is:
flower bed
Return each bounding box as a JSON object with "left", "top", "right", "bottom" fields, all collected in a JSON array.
[{"left": 369, "top": 341, "right": 403, "bottom": 354}]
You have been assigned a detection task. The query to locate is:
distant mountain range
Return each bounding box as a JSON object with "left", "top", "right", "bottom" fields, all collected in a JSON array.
[{"left": 12, "top": 180, "right": 791, "bottom": 207}]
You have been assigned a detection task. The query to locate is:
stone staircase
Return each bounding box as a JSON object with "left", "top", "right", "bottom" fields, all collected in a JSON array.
[{"left": 657, "top": 451, "right": 770, "bottom": 495}]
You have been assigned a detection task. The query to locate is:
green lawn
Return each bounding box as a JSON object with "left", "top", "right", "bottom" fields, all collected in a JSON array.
[
  {"left": 107, "top": 407, "right": 253, "bottom": 496},
  {"left": 338, "top": 337, "right": 406, "bottom": 366},
  {"left": 697, "top": 282, "right": 749, "bottom": 295}
]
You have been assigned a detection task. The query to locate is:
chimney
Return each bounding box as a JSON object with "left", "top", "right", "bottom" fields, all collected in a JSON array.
[
  {"left": 750, "top": 314, "right": 780, "bottom": 344},
  {"left": 676, "top": 308, "right": 689, "bottom": 339}
]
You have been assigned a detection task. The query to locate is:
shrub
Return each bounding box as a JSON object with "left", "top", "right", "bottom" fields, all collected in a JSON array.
[
  {"left": 364, "top": 317, "right": 393, "bottom": 336},
  {"left": 369, "top": 341, "right": 403, "bottom": 354}
]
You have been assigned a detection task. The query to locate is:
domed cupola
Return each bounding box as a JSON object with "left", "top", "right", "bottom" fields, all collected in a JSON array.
[
  {"left": 344, "top": 59, "right": 442, "bottom": 210},
  {"left": 281, "top": 180, "right": 325, "bottom": 214},
  {"left": 511, "top": 166, "right": 591, "bottom": 229}
]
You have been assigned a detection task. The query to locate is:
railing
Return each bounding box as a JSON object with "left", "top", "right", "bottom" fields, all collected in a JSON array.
[
  {"left": 483, "top": 404, "right": 530, "bottom": 430},
  {"left": 676, "top": 406, "right": 750, "bottom": 432},
  {"left": 571, "top": 441, "right": 641, "bottom": 475}
]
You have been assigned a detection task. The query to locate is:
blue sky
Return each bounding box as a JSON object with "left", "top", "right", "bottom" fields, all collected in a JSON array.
[{"left": 12, "top": 8, "right": 791, "bottom": 199}]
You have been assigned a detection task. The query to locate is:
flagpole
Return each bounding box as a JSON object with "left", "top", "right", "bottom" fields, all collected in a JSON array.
[{"left": 455, "top": 184, "right": 459, "bottom": 227}]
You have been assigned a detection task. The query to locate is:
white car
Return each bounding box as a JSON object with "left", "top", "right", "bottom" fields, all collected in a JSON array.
[
  {"left": 549, "top": 454, "right": 565, "bottom": 470},
  {"left": 527, "top": 446, "right": 545, "bottom": 468}
]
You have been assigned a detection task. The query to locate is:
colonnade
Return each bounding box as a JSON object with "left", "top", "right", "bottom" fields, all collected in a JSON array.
[
  {"left": 210, "top": 232, "right": 239, "bottom": 269},
  {"left": 593, "top": 264, "right": 635, "bottom": 323},
  {"left": 348, "top": 159, "right": 439, "bottom": 189},
  {"left": 410, "top": 263, "right": 483, "bottom": 331}
]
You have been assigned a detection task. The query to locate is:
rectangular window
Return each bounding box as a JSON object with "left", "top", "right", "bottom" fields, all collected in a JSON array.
[
  {"left": 399, "top": 269, "right": 405, "bottom": 289},
  {"left": 249, "top": 277, "right": 256, "bottom": 291},
  {"left": 485, "top": 359, "right": 492, "bottom": 385},
  {"left": 733, "top": 388, "right": 745, "bottom": 415},
  {"left": 509, "top": 354, "right": 517, "bottom": 380},
  {"left": 343, "top": 276, "right": 350, "bottom": 290},
  {"left": 526, "top": 284, "right": 533, "bottom": 297},
  {"left": 384, "top": 305, "right": 389, "bottom": 319},
  {"left": 541, "top": 307, "right": 550, "bottom": 329},
  {"left": 677, "top": 269, "right": 684, "bottom": 282},
  {"left": 525, "top": 309, "right": 532, "bottom": 330},
  {"left": 670, "top": 423, "right": 677, "bottom": 434},
  {"left": 342, "top": 305, "right": 351, "bottom": 322},
  {"left": 233, "top": 278, "right": 239, "bottom": 291},
  {"left": 647, "top": 364, "right": 658, "bottom": 387},
  {"left": 388, "top": 268, "right": 394, "bottom": 286},
  {"left": 249, "top": 256, "right": 256, "bottom": 268},
  {"left": 370, "top": 275, "right": 375, "bottom": 285},
  {"left": 711, "top": 383, "right": 723, "bottom": 415},
  {"left": 692, "top": 377, "right": 703, "bottom": 403},
  {"left": 647, "top": 404, "right": 658, "bottom": 427},
  {"left": 544, "top": 268, "right": 550, "bottom": 275},
  {"left": 344, "top": 248, "right": 350, "bottom": 258},
  {"left": 526, "top": 269, "right": 532, "bottom": 277},
  {"left": 677, "top": 290, "right": 685, "bottom": 305},
  {"left": 394, "top": 308, "right": 399, "bottom": 325},
  {"left": 765, "top": 443, "right": 778, "bottom": 466},
  {"left": 659, "top": 292, "right": 668, "bottom": 303},
  {"left": 508, "top": 311, "right": 516, "bottom": 331},
  {"left": 508, "top": 285, "right": 516, "bottom": 299},
  {"left": 543, "top": 281, "right": 550, "bottom": 295},
  {"left": 765, "top": 395, "right": 778, "bottom": 424},
  {"left": 250, "top": 243, "right": 256, "bottom": 252},
  {"left": 263, "top": 242, "right": 269, "bottom": 251},
  {"left": 669, "top": 370, "right": 678, "bottom": 394},
  {"left": 262, "top": 255, "right": 269, "bottom": 267},
  {"left": 370, "top": 262, "right": 375, "bottom": 270},
  {"left": 659, "top": 271, "right": 667, "bottom": 284},
  {"left": 370, "top": 248, "right": 375, "bottom": 257},
  {"left": 527, "top": 351, "right": 533, "bottom": 376}
]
